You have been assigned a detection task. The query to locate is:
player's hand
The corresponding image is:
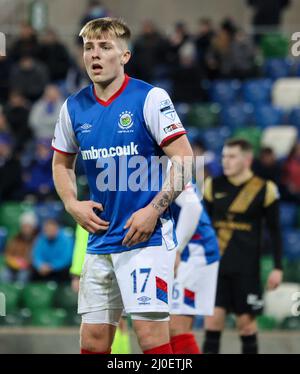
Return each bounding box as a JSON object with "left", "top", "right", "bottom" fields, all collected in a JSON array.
[
  {"left": 267, "top": 269, "right": 283, "bottom": 290},
  {"left": 122, "top": 204, "right": 160, "bottom": 247},
  {"left": 71, "top": 276, "right": 80, "bottom": 293},
  {"left": 39, "top": 264, "right": 52, "bottom": 276},
  {"left": 66, "top": 200, "right": 109, "bottom": 234},
  {"left": 174, "top": 251, "right": 181, "bottom": 278}
]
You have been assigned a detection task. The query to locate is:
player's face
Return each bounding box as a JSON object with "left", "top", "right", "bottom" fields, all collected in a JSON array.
[
  {"left": 222, "top": 146, "right": 252, "bottom": 177},
  {"left": 83, "top": 35, "right": 131, "bottom": 84}
]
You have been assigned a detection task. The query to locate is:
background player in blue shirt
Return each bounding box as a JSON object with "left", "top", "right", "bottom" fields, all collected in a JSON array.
[
  {"left": 52, "top": 17, "right": 193, "bottom": 354},
  {"left": 169, "top": 184, "right": 220, "bottom": 353}
]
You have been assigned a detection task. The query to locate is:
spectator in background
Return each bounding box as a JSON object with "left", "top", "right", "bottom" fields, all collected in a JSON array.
[
  {"left": 195, "top": 18, "right": 215, "bottom": 70},
  {"left": 206, "top": 19, "right": 255, "bottom": 79},
  {"left": 4, "top": 91, "right": 32, "bottom": 152},
  {"left": 22, "top": 138, "right": 56, "bottom": 201},
  {"left": 192, "top": 138, "right": 222, "bottom": 182},
  {"left": 167, "top": 21, "right": 191, "bottom": 66},
  {"left": 38, "top": 29, "right": 71, "bottom": 83},
  {"left": 247, "top": 0, "right": 290, "bottom": 40},
  {"left": 0, "top": 134, "right": 22, "bottom": 202},
  {"left": 131, "top": 20, "right": 169, "bottom": 82},
  {"left": 9, "top": 55, "right": 49, "bottom": 102},
  {"left": 31, "top": 218, "right": 73, "bottom": 282},
  {"left": 252, "top": 146, "right": 282, "bottom": 185},
  {"left": 0, "top": 211, "right": 38, "bottom": 284},
  {"left": 77, "top": 0, "right": 111, "bottom": 45},
  {"left": 64, "top": 50, "right": 90, "bottom": 95},
  {"left": 0, "top": 112, "right": 11, "bottom": 138},
  {"left": 29, "top": 84, "right": 63, "bottom": 139},
  {"left": 281, "top": 142, "right": 300, "bottom": 203},
  {"left": 9, "top": 23, "right": 40, "bottom": 62},
  {"left": 171, "top": 41, "right": 204, "bottom": 103},
  {"left": 0, "top": 56, "right": 11, "bottom": 104},
  {"left": 80, "top": 0, "right": 111, "bottom": 27}
]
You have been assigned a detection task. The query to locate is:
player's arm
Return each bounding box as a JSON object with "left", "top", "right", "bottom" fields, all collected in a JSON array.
[
  {"left": 52, "top": 100, "right": 109, "bottom": 234},
  {"left": 174, "top": 185, "right": 202, "bottom": 254},
  {"left": 122, "top": 134, "right": 193, "bottom": 247},
  {"left": 263, "top": 181, "right": 283, "bottom": 290},
  {"left": 52, "top": 152, "right": 109, "bottom": 233},
  {"left": 122, "top": 87, "right": 194, "bottom": 247}
]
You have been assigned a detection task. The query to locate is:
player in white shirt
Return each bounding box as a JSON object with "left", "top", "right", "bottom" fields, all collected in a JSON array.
[{"left": 169, "top": 185, "right": 220, "bottom": 353}]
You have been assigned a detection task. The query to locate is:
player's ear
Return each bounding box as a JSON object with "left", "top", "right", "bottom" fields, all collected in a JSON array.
[{"left": 121, "top": 50, "right": 131, "bottom": 65}]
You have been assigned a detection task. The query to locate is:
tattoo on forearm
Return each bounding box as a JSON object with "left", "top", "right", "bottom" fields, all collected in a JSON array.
[{"left": 151, "top": 156, "right": 194, "bottom": 215}]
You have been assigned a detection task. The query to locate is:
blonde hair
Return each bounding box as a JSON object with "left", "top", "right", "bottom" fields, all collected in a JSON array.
[{"left": 79, "top": 17, "right": 131, "bottom": 43}]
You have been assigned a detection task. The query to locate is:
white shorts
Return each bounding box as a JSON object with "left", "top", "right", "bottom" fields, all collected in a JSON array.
[
  {"left": 171, "top": 259, "right": 219, "bottom": 316},
  {"left": 78, "top": 244, "right": 176, "bottom": 317}
]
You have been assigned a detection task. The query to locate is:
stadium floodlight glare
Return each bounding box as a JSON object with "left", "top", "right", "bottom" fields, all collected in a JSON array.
[{"left": 0, "top": 32, "right": 6, "bottom": 56}]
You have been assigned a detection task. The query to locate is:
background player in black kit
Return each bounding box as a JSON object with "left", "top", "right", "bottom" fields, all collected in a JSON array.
[{"left": 202, "top": 139, "right": 283, "bottom": 354}]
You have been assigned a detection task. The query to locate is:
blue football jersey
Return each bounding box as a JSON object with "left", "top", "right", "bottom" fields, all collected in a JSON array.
[
  {"left": 52, "top": 75, "right": 187, "bottom": 254},
  {"left": 172, "top": 185, "right": 220, "bottom": 265}
]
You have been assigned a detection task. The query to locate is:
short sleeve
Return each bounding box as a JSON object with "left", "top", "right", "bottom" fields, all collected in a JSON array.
[
  {"left": 264, "top": 180, "right": 280, "bottom": 207},
  {"left": 204, "top": 177, "right": 213, "bottom": 202},
  {"left": 52, "top": 100, "right": 79, "bottom": 154},
  {"left": 143, "top": 87, "right": 186, "bottom": 147}
]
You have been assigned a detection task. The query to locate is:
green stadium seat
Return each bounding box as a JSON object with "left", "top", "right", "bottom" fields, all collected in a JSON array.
[
  {"left": 261, "top": 34, "right": 289, "bottom": 58},
  {"left": 260, "top": 256, "right": 274, "bottom": 287},
  {"left": 280, "top": 317, "right": 300, "bottom": 330},
  {"left": 54, "top": 284, "right": 78, "bottom": 311},
  {"left": 257, "top": 315, "right": 278, "bottom": 330},
  {"left": 66, "top": 310, "right": 81, "bottom": 326},
  {"left": 0, "top": 255, "right": 5, "bottom": 270},
  {"left": 186, "top": 103, "right": 220, "bottom": 129},
  {"left": 31, "top": 308, "right": 67, "bottom": 327},
  {"left": 0, "top": 283, "right": 23, "bottom": 313},
  {"left": 0, "top": 312, "right": 24, "bottom": 327},
  {"left": 22, "top": 282, "right": 58, "bottom": 311},
  {"left": 225, "top": 314, "right": 236, "bottom": 329},
  {"left": 233, "top": 127, "right": 262, "bottom": 156},
  {"left": 283, "top": 260, "right": 300, "bottom": 283},
  {"left": 0, "top": 202, "right": 31, "bottom": 239}
]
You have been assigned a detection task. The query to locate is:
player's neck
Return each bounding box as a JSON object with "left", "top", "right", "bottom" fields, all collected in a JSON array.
[
  {"left": 228, "top": 169, "right": 253, "bottom": 186},
  {"left": 93, "top": 73, "right": 126, "bottom": 102}
]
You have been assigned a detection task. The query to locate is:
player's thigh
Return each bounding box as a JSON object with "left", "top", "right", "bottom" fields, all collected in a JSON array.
[
  {"left": 112, "top": 245, "right": 176, "bottom": 314},
  {"left": 78, "top": 254, "right": 123, "bottom": 315}
]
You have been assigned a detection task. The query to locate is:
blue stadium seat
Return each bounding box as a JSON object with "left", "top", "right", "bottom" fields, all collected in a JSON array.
[
  {"left": 151, "top": 79, "right": 173, "bottom": 95},
  {"left": 202, "top": 126, "right": 232, "bottom": 154},
  {"left": 288, "top": 108, "right": 300, "bottom": 130},
  {"left": 209, "top": 80, "right": 241, "bottom": 104},
  {"left": 220, "top": 103, "right": 254, "bottom": 130},
  {"left": 174, "top": 103, "right": 191, "bottom": 124},
  {"left": 34, "top": 201, "right": 64, "bottom": 224},
  {"left": 279, "top": 203, "right": 297, "bottom": 228},
  {"left": 242, "top": 79, "right": 273, "bottom": 105},
  {"left": 263, "top": 59, "right": 293, "bottom": 80},
  {"left": 0, "top": 227, "right": 8, "bottom": 254},
  {"left": 254, "top": 105, "right": 284, "bottom": 129},
  {"left": 283, "top": 229, "right": 300, "bottom": 260}
]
